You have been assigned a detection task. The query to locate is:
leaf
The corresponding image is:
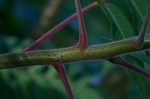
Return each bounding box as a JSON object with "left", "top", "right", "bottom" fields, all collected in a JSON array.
[
  {"left": 124, "top": 55, "right": 147, "bottom": 99},
  {"left": 128, "top": 0, "right": 147, "bottom": 22},
  {"left": 98, "top": 36, "right": 114, "bottom": 42},
  {"left": 127, "top": 0, "right": 150, "bottom": 33},
  {"left": 101, "top": 3, "right": 135, "bottom": 40},
  {"left": 145, "top": 50, "right": 150, "bottom": 56},
  {"left": 71, "top": 77, "right": 103, "bottom": 99},
  {"left": 132, "top": 52, "right": 150, "bottom": 66}
]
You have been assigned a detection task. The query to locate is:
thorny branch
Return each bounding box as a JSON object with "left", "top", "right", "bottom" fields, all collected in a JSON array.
[
  {"left": 0, "top": 0, "right": 150, "bottom": 99},
  {"left": 109, "top": 0, "right": 150, "bottom": 78}
]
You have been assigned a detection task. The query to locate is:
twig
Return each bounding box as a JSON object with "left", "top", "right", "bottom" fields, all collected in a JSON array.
[
  {"left": 75, "top": 0, "right": 87, "bottom": 48},
  {"left": 52, "top": 61, "right": 74, "bottom": 99},
  {"left": 23, "top": 1, "right": 99, "bottom": 52},
  {"left": 109, "top": 57, "right": 150, "bottom": 78}
]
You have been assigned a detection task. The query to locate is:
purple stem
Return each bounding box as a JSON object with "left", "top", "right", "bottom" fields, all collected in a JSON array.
[
  {"left": 52, "top": 61, "right": 74, "bottom": 99},
  {"left": 75, "top": 0, "right": 87, "bottom": 48},
  {"left": 23, "top": 2, "right": 98, "bottom": 52},
  {"left": 109, "top": 57, "right": 150, "bottom": 78}
]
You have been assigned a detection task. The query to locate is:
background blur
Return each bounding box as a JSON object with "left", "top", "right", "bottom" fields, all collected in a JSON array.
[{"left": 0, "top": 0, "right": 150, "bottom": 99}]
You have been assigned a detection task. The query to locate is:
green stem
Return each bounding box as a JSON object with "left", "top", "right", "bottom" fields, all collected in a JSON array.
[{"left": 0, "top": 34, "right": 150, "bottom": 69}]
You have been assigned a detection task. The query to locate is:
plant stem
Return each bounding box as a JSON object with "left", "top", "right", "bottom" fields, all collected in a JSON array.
[
  {"left": 22, "top": 2, "right": 100, "bottom": 98},
  {"left": 1, "top": 34, "right": 150, "bottom": 69},
  {"left": 75, "top": 0, "right": 87, "bottom": 48},
  {"left": 52, "top": 61, "right": 74, "bottom": 99},
  {"left": 23, "top": 1, "right": 99, "bottom": 52},
  {"left": 108, "top": 57, "right": 150, "bottom": 78}
]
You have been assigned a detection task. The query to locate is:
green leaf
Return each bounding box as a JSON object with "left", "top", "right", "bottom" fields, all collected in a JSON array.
[
  {"left": 72, "top": 77, "right": 103, "bottom": 99},
  {"left": 128, "top": 0, "right": 147, "bottom": 22},
  {"left": 127, "top": 0, "right": 149, "bottom": 33},
  {"left": 132, "top": 52, "right": 150, "bottom": 66},
  {"left": 101, "top": 3, "right": 135, "bottom": 40},
  {"left": 125, "top": 55, "right": 147, "bottom": 99}
]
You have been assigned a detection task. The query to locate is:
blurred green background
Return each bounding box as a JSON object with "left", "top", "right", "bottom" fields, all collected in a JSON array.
[{"left": 0, "top": 0, "right": 150, "bottom": 99}]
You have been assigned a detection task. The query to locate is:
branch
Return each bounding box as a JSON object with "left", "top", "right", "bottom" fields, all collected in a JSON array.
[
  {"left": 75, "top": 0, "right": 87, "bottom": 48},
  {"left": 108, "top": 57, "right": 150, "bottom": 78},
  {"left": 23, "top": 1, "right": 100, "bottom": 98},
  {"left": 52, "top": 61, "right": 74, "bottom": 99},
  {"left": 31, "top": 0, "right": 63, "bottom": 39},
  {"left": 1, "top": 34, "right": 150, "bottom": 69},
  {"left": 23, "top": 1, "right": 99, "bottom": 52}
]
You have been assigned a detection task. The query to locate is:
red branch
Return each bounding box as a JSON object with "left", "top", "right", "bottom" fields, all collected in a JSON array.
[
  {"left": 23, "top": 2, "right": 98, "bottom": 52},
  {"left": 75, "top": 0, "right": 87, "bottom": 48},
  {"left": 52, "top": 61, "right": 74, "bottom": 99},
  {"left": 109, "top": 57, "right": 150, "bottom": 78}
]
